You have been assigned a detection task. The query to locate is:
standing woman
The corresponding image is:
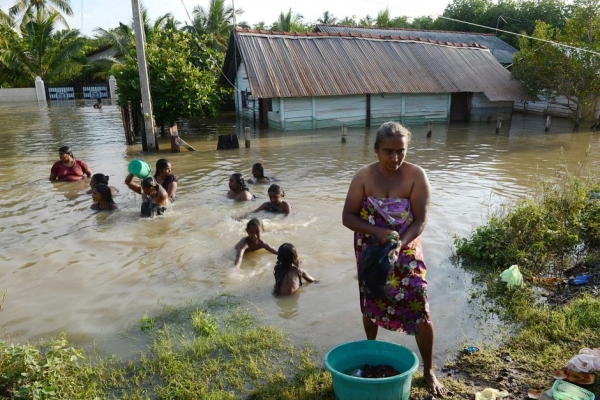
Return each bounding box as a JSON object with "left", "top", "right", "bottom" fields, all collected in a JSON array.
[
  {"left": 49, "top": 146, "right": 93, "bottom": 181},
  {"left": 342, "top": 121, "right": 446, "bottom": 396},
  {"left": 154, "top": 159, "right": 177, "bottom": 202}
]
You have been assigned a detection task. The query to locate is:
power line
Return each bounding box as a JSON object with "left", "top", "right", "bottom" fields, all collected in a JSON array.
[{"left": 438, "top": 16, "right": 600, "bottom": 57}]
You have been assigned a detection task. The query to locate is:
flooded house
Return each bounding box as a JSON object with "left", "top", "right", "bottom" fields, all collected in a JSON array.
[{"left": 219, "top": 28, "right": 531, "bottom": 131}]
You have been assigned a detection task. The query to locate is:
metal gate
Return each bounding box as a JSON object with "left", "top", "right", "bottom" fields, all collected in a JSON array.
[{"left": 47, "top": 84, "right": 109, "bottom": 101}]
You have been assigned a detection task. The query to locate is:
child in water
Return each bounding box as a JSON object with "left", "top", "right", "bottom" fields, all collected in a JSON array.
[
  {"left": 90, "top": 184, "right": 118, "bottom": 211},
  {"left": 234, "top": 218, "right": 278, "bottom": 269},
  {"left": 251, "top": 184, "right": 291, "bottom": 215},
  {"left": 86, "top": 173, "right": 118, "bottom": 195},
  {"left": 273, "top": 243, "right": 318, "bottom": 296}
]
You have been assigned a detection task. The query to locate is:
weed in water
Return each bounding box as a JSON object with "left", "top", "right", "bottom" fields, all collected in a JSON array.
[{"left": 139, "top": 313, "right": 155, "bottom": 331}]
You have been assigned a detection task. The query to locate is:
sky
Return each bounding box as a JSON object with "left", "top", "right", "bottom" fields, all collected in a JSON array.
[{"left": 0, "top": 0, "right": 452, "bottom": 37}]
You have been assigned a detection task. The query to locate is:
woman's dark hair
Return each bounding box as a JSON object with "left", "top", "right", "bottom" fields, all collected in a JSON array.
[
  {"left": 91, "top": 173, "right": 109, "bottom": 186},
  {"left": 374, "top": 121, "right": 412, "bottom": 151},
  {"left": 273, "top": 243, "right": 301, "bottom": 296},
  {"left": 246, "top": 218, "right": 264, "bottom": 231},
  {"left": 141, "top": 176, "right": 158, "bottom": 188},
  {"left": 93, "top": 184, "right": 115, "bottom": 206},
  {"left": 267, "top": 184, "right": 285, "bottom": 197},
  {"left": 231, "top": 173, "right": 249, "bottom": 191},
  {"left": 155, "top": 159, "right": 170, "bottom": 176},
  {"left": 58, "top": 146, "right": 73, "bottom": 157},
  {"left": 252, "top": 163, "right": 265, "bottom": 178}
]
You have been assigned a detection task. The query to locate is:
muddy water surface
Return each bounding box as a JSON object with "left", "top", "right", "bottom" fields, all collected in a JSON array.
[{"left": 1, "top": 101, "right": 599, "bottom": 366}]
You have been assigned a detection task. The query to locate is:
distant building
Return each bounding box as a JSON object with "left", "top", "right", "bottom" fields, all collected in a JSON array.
[
  {"left": 219, "top": 28, "right": 531, "bottom": 131},
  {"left": 86, "top": 45, "right": 117, "bottom": 63}
]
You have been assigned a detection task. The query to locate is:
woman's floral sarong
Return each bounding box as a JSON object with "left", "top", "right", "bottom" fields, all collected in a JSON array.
[{"left": 354, "top": 196, "right": 430, "bottom": 335}]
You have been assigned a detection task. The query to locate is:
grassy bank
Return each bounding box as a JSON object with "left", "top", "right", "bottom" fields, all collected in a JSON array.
[{"left": 450, "top": 159, "right": 600, "bottom": 397}]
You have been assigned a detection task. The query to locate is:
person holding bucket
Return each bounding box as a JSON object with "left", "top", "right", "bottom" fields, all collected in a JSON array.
[
  {"left": 342, "top": 121, "right": 446, "bottom": 396},
  {"left": 125, "top": 160, "right": 169, "bottom": 217}
]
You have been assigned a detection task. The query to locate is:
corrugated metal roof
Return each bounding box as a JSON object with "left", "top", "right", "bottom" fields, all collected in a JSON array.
[
  {"left": 315, "top": 25, "right": 517, "bottom": 64},
  {"left": 227, "top": 29, "right": 529, "bottom": 102}
]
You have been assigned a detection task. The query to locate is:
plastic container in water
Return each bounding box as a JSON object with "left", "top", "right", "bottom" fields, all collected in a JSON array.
[
  {"left": 324, "top": 340, "right": 419, "bottom": 400},
  {"left": 128, "top": 159, "right": 151, "bottom": 179}
]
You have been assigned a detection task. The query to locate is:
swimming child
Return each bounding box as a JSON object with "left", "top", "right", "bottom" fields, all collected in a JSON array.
[
  {"left": 247, "top": 163, "right": 270, "bottom": 184},
  {"left": 93, "top": 98, "right": 102, "bottom": 109},
  {"left": 233, "top": 218, "right": 278, "bottom": 269},
  {"left": 90, "top": 184, "right": 118, "bottom": 211},
  {"left": 273, "top": 243, "right": 318, "bottom": 296},
  {"left": 86, "top": 173, "right": 118, "bottom": 195},
  {"left": 251, "top": 184, "right": 291, "bottom": 215}
]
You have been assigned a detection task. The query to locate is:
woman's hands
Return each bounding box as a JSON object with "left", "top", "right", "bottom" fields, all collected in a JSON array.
[{"left": 376, "top": 228, "right": 400, "bottom": 246}]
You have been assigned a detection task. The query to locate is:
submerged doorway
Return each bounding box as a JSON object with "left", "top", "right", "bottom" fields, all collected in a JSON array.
[{"left": 450, "top": 92, "right": 471, "bottom": 122}]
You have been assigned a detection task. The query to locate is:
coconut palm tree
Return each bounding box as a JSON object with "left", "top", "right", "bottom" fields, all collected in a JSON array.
[
  {"left": 317, "top": 11, "right": 338, "bottom": 25},
  {"left": 0, "top": 9, "right": 85, "bottom": 86},
  {"left": 8, "top": 0, "right": 73, "bottom": 30},
  {"left": 183, "top": 0, "right": 243, "bottom": 49},
  {"left": 271, "top": 9, "right": 305, "bottom": 32}
]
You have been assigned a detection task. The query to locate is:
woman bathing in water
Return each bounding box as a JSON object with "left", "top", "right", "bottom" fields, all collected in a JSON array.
[
  {"left": 86, "top": 173, "right": 118, "bottom": 196},
  {"left": 227, "top": 173, "right": 253, "bottom": 201},
  {"left": 273, "top": 243, "right": 318, "bottom": 296},
  {"left": 233, "top": 218, "right": 278, "bottom": 269},
  {"left": 250, "top": 184, "right": 291, "bottom": 216},
  {"left": 247, "top": 163, "right": 270, "bottom": 184},
  {"left": 154, "top": 159, "right": 177, "bottom": 202}
]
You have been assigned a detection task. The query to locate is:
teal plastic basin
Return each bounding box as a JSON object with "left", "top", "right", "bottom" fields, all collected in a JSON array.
[{"left": 324, "top": 340, "right": 419, "bottom": 400}]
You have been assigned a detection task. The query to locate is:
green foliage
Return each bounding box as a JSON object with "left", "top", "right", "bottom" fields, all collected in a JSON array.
[
  {"left": 512, "top": 0, "right": 600, "bottom": 123},
  {"left": 455, "top": 167, "right": 600, "bottom": 276},
  {"left": 116, "top": 28, "right": 221, "bottom": 128},
  {"left": 0, "top": 10, "right": 85, "bottom": 86},
  {"left": 191, "top": 309, "right": 218, "bottom": 337},
  {"left": 0, "top": 334, "right": 97, "bottom": 399},
  {"left": 139, "top": 313, "right": 155, "bottom": 331}
]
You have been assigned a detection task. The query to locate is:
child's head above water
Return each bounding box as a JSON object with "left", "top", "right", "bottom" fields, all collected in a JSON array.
[
  {"left": 246, "top": 218, "right": 264, "bottom": 235},
  {"left": 277, "top": 243, "right": 298, "bottom": 266},
  {"left": 273, "top": 243, "right": 301, "bottom": 296},
  {"left": 92, "top": 184, "right": 115, "bottom": 205},
  {"left": 268, "top": 184, "right": 285, "bottom": 204}
]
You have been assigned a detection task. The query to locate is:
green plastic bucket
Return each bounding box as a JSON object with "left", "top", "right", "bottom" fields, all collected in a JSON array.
[
  {"left": 128, "top": 159, "right": 151, "bottom": 179},
  {"left": 324, "top": 340, "right": 419, "bottom": 400}
]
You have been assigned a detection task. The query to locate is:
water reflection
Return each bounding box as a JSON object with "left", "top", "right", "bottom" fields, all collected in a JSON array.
[{"left": 0, "top": 101, "right": 599, "bottom": 367}]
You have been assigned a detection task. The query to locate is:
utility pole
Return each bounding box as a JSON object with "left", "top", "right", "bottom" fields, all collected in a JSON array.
[{"left": 131, "top": 0, "right": 157, "bottom": 151}]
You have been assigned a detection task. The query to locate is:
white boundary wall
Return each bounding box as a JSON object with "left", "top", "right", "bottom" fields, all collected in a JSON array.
[
  {"left": 0, "top": 88, "right": 38, "bottom": 103},
  {"left": 0, "top": 77, "right": 46, "bottom": 103}
]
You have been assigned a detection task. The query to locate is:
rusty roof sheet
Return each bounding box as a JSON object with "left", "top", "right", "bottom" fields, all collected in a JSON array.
[
  {"left": 315, "top": 25, "right": 517, "bottom": 64},
  {"left": 226, "top": 29, "right": 529, "bottom": 102}
]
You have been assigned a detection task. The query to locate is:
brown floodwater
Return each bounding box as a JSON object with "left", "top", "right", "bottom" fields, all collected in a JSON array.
[{"left": 1, "top": 100, "right": 599, "bottom": 367}]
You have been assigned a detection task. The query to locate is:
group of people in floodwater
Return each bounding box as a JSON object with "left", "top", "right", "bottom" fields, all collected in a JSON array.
[
  {"left": 47, "top": 121, "right": 447, "bottom": 395},
  {"left": 49, "top": 147, "right": 318, "bottom": 299}
]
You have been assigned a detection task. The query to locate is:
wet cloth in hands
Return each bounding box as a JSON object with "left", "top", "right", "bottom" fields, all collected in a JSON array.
[
  {"left": 353, "top": 196, "right": 430, "bottom": 335},
  {"left": 359, "top": 240, "right": 400, "bottom": 300}
]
